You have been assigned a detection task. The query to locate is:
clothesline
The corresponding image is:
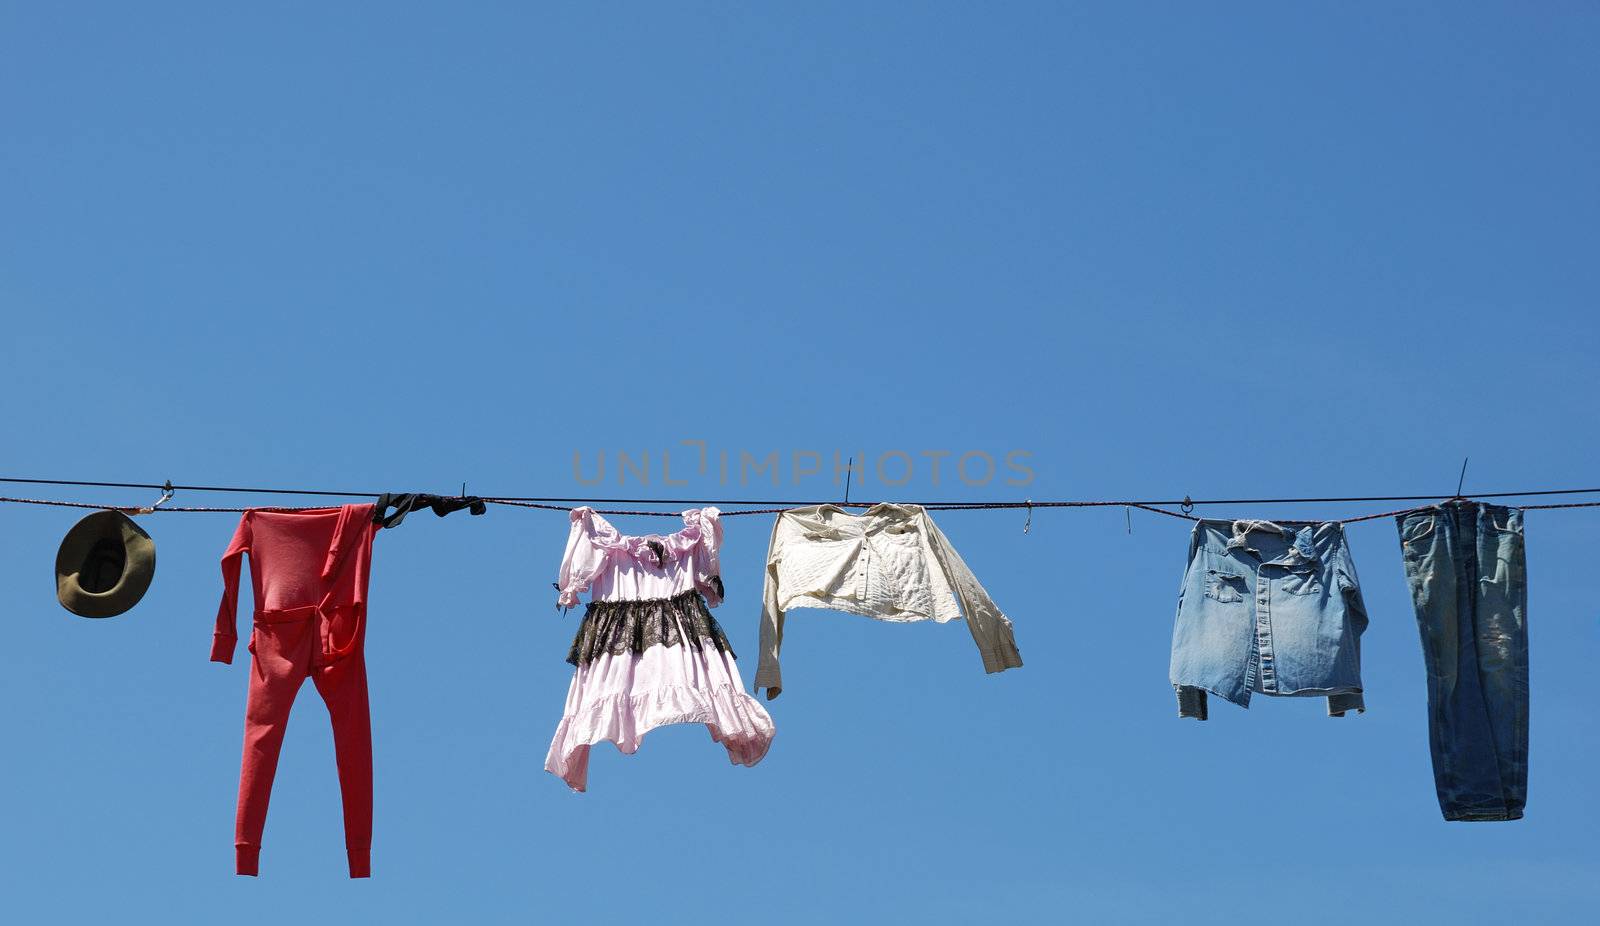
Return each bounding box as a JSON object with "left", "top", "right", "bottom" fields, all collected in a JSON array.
[
  {"left": 6, "top": 474, "right": 1600, "bottom": 506},
  {"left": 0, "top": 494, "right": 1199, "bottom": 520},
  {"left": 4, "top": 473, "right": 1600, "bottom": 522},
  {"left": 26, "top": 472, "right": 1569, "bottom": 843}
]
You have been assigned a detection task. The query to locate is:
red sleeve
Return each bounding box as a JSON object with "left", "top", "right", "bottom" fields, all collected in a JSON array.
[
  {"left": 322, "top": 503, "right": 375, "bottom": 581},
  {"left": 211, "top": 513, "right": 252, "bottom": 664}
]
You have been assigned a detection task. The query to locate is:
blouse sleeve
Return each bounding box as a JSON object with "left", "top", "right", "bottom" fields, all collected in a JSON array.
[
  {"left": 557, "top": 507, "right": 608, "bottom": 608},
  {"left": 692, "top": 507, "right": 725, "bottom": 607},
  {"left": 923, "top": 512, "right": 1023, "bottom": 676},
  {"left": 753, "top": 513, "right": 787, "bottom": 699}
]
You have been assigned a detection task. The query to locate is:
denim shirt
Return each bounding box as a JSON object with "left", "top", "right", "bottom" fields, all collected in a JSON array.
[{"left": 1169, "top": 519, "right": 1369, "bottom": 718}]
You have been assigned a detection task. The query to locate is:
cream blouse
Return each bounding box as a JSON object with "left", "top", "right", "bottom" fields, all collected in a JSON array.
[{"left": 754, "top": 503, "right": 1023, "bottom": 698}]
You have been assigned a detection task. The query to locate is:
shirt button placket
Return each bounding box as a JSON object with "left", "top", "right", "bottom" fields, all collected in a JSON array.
[{"left": 1255, "top": 572, "right": 1277, "bottom": 694}]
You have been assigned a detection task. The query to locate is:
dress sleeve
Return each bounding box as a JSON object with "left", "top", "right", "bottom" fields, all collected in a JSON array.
[
  {"left": 753, "top": 514, "right": 787, "bottom": 699},
  {"left": 924, "top": 512, "right": 1023, "bottom": 676},
  {"left": 693, "top": 507, "right": 725, "bottom": 607},
  {"left": 211, "top": 513, "right": 252, "bottom": 664},
  {"left": 557, "top": 507, "right": 607, "bottom": 608}
]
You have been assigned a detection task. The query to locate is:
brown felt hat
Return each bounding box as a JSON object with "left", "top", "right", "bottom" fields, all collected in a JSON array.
[{"left": 55, "top": 510, "right": 156, "bottom": 618}]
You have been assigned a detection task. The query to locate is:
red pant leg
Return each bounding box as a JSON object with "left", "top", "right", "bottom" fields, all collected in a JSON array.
[
  {"left": 313, "top": 647, "right": 373, "bottom": 878},
  {"left": 234, "top": 619, "right": 314, "bottom": 876}
]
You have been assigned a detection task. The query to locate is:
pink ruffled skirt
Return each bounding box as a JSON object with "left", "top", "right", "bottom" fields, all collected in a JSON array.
[{"left": 545, "top": 633, "right": 775, "bottom": 791}]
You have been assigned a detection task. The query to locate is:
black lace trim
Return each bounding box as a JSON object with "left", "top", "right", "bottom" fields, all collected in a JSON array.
[{"left": 566, "top": 589, "right": 735, "bottom": 667}]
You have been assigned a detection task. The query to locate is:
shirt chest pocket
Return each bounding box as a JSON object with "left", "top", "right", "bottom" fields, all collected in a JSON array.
[
  {"left": 1280, "top": 563, "right": 1324, "bottom": 596},
  {"left": 1204, "top": 569, "right": 1249, "bottom": 604}
]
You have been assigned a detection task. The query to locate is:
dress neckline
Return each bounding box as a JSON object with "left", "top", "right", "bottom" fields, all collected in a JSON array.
[{"left": 574, "top": 506, "right": 717, "bottom": 561}]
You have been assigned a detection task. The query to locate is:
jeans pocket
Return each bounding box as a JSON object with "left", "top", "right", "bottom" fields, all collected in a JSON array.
[
  {"left": 1487, "top": 525, "right": 1527, "bottom": 593},
  {"left": 1489, "top": 508, "right": 1523, "bottom": 535},
  {"left": 1400, "top": 515, "right": 1435, "bottom": 548}
]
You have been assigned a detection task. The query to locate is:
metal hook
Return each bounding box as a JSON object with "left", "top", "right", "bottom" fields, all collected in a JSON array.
[
  {"left": 1126, "top": 505, "right": 1132, "bottom": 534},
  {"left": 1022, "top": 500, "right": 1032, "bottom": 534},
  {"left": 1181, "top": 495, "right": 1194, "bottom": 516},
  {"left": 843, "top": 456, "right": 853, "bottom": 505},
  {"left": 1453, "top": 457, "right": 1469, "bottom": 499},
  {"left": 127, "top": 479, "right": 174, "bottom": 516}
]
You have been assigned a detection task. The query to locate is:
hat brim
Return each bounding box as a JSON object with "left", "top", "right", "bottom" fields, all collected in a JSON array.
[{"left": 55, "top": 510, "right": 156, "bottom": 618}]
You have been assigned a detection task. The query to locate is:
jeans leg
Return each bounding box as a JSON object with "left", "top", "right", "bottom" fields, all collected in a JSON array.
[
  {"left": 1437, "top": 505, "right": 1515, "bottom": 820},
  {"left": 1401, "top": 507, "right": 1507, "bottom": 821},
  {"left": 1472, "top": 505, "right": 1529, "bottom": 820}
]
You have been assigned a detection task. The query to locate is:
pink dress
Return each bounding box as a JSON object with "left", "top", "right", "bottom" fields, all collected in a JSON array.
[{"left": 545, "top": 506, "right": 775, "bottom": 791}]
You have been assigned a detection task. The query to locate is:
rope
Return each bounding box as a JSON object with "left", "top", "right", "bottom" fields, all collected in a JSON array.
[
  {"left": 0, "top": 496, "right": 331, "bottom": 514},
  {"left": 5, "top": 474, "right": 1600, "bottom": 509},
  {"left": 5, "top": 479, "right": 1600, "bottom": 523}
]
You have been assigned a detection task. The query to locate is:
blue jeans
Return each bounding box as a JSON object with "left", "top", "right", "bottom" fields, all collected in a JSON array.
[{"left": 1397, "top": 501, "right": 1529, "bottom": 821}]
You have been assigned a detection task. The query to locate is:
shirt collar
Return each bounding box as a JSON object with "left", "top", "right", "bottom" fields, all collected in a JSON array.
[{"left": 1226, "top": 520, "right": 1319, "bottom": 565}]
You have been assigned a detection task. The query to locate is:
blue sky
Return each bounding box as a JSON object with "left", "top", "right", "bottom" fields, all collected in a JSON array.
[{"left": 2, "top": 2, "right": 1597, "bottom": 923}]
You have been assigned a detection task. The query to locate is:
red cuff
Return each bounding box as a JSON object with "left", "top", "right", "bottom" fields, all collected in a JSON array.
[
  {"left": 348, "top": 847, "right": 370, "bottom": 878},
  {"left": 210, "top": 634, "right": 236, "bottom": 664},
  {"left": 236, "top": 845, "right": 259, "bottom": 876}
]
